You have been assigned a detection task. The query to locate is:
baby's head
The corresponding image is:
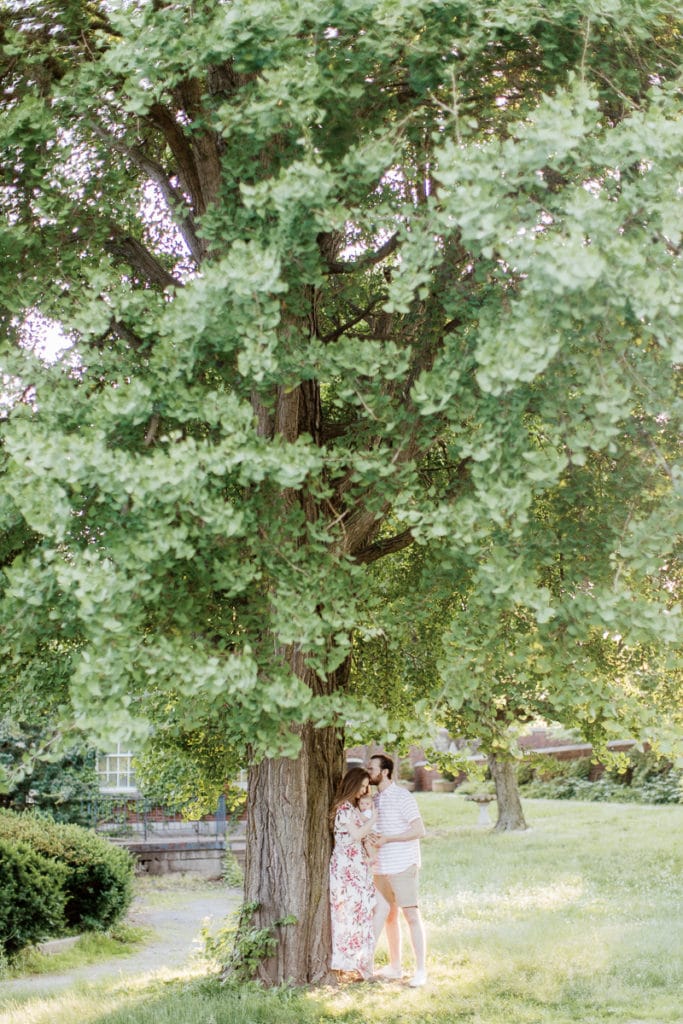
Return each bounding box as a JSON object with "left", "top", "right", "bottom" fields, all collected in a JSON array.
[{"left": 358, "top": 794, "right": 373, "bottom": 812}]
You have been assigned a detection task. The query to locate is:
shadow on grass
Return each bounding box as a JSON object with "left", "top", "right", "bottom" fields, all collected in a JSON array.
[
  {"left": 2, "top": 934, "right": 680, "bottom": 1024},
  {"left": 3, "top": 801, "right": 681, "bottom": 1024}
]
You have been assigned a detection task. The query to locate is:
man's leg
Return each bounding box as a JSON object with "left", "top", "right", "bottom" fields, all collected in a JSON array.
[
  {"left": 401, "top": 906, "right": 426, "bottom": 971},
  {"left": 383, "top": 903, "right": 402, "bottom": 971},
  {"left": 401, "top": 905, "right": 427, "bottom": 986}
]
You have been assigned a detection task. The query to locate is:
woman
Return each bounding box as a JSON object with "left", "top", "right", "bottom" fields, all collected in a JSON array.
[{"left": 329, "top": 766, "right": 378, "bottom": 980}]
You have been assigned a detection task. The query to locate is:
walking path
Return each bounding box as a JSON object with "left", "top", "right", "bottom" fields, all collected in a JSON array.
[{"left": 0, "top": 881, "right": 241, "bottom": 1001}]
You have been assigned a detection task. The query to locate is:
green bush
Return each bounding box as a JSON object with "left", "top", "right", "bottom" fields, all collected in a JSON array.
[
  {"left": 566, "top": 756, "right": 594, "bottom": 780},
  {"left": 0, "top": 717, "right": 101, "bottom": 826},
  {"left": 516, "top": 760, "right": 535, "bottom": 786},
  {"left": 637, "top": 774, "right": 683, "bottom": 804},
  {"left": 518, "top": 753, "right": 683, "bottom": 806},
  {"left": 223, "top": 849, "right": 244, "bottom": 889},
  {"left": 0, "top": 839, "right": 68, "bottom": 957},
  {"left": 0, "top": 810, "right": 135, "bottom": 931}
]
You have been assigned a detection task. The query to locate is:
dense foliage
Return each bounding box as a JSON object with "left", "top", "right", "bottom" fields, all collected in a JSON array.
[
  {"left": 1, "top": 0, "right": 680, "bottom": 760},
  {"left": 0, "top": 810, "right": 135, "bottom": 931},
  {"left": 133, "top": 740, "right": 246, "bottom": 820},
  {"left": 519, "top": 750, "right": 683, "bottom": 804},
  {"left": 0, "top": 837, "right": 68, "bottom": 957},
  {"left": 0, "top": 716, "right": 100, "bottom": 825}
]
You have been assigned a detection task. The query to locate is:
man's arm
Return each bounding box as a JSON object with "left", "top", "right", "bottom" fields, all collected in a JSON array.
[{"left": 375, "top": 815, "right": 425, "bottom": 846}]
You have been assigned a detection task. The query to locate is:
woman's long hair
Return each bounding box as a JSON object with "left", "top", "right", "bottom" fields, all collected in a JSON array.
[{"left": 329, "top": 766, "right": 370, "bottom": 832}]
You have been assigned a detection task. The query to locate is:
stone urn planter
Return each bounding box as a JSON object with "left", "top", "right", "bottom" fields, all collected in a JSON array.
[
  {"left": 431, "top": 779, "right": 456, "bottom": 793},
  {"left": 466, "top": 792, "right": 497, "bottom": 826}
]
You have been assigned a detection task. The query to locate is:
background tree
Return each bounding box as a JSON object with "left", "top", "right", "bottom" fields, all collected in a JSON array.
[
  {"left": 1, "top": 0, "right": 681, "bottom": 984},
  {"left": 0, "top": 714, "right": 100, "bottom": 826},
  {"left": 131, "top": 707, "right": 247, "bottom": 821},
  {"left": 355, "top": 439, "right": 682, "bottom": 831}
]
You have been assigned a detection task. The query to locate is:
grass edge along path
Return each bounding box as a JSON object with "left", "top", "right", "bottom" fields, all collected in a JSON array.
[{"left": 0, "top": 796, "right": 681, "bottom": 1024}]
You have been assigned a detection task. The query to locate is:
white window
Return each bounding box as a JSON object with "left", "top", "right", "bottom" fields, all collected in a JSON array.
[{"left": 97, "top": 745, "right": 137, "bottom": 794}]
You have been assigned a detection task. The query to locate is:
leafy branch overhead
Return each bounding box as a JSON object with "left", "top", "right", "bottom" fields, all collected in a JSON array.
[{"left": 0, "top": 0, "right": 680, "bottom": 759}]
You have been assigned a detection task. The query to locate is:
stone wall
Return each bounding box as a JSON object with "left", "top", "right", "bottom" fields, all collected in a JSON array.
[{"left": 123, "top": 837, "right": 226, "bottom": 879}]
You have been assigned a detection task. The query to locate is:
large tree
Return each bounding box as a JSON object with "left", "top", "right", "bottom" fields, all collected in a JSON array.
[{"left": 1, "top": 0, "right": 681, "bottom": 985}]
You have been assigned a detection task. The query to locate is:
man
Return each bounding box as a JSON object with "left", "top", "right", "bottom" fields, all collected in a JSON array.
[{"left": 367, "top": 753, "right": 427, "bottom": 988}]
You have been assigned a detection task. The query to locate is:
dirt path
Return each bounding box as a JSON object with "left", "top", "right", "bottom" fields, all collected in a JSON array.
[{"left": 0, "top": 882, "right": 241, "bottom": 1000}]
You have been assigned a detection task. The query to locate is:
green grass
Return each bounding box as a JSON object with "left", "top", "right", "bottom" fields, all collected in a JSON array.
[
  {"left": 132, "top": 873, "right": 229, "bottom": 908},
  {"left": 1, "top": 797, "right": 681, "bottom": 1024},
  {"left": 3, "top": 924, "right": 150, "bottom": 980}
]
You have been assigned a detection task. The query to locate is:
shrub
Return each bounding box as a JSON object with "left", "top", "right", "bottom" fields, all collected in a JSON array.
[
  {"left": 0, "top": 717, "right": 101, "bottom": 826},
  {"left": 516, "top": 760, "right": 535, "bottom": 786},
  {"left": 0, "top": 839, "right": 68, "bottom": 957},
  {"left": 0, "top": 810, "right": 135, "bottom": 931},
  {"left": 223, "top": 849, "right": 244, "bottom": 889},
  {"left": 638, "top": 774, "right": 683, "bottom": 805},
  {"left": 517, "top": 747, "right": 683, "bottom": 805},
  {"left": 566, "top": 756, "right": 594, "bottom": 780}
]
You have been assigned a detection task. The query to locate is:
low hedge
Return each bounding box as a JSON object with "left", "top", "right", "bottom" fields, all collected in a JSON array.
[
  {"left": 0, "top": 810, "right": 135, "bottom": 932},
  {"left": 0, "top": 839, "right": 68, "bottom": 956},
  {"left": 518, "top": 752, "right": 683, "bottom": 805}
]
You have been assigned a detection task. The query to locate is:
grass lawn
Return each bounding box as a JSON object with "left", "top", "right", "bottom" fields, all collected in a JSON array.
[
  {"left": 2, "top": 924, "right": 150, "bottom": 980},
  {"left": 1, "top": 796, "right": 681, "bottom": 1024}
]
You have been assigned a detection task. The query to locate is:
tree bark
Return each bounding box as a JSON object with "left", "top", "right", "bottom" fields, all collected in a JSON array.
[
  {"left": 488, "top": 754, "right": 528, "bottom": 831},
  {"left": 243, "top": 357, "right": 361, "bottom": 985},
  {"left": 244, "top": 659, "right": 346, "bottom": 986}
]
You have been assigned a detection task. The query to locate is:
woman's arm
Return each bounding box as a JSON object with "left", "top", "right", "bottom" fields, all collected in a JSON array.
[{"left": 345, "top": 807, "right": 378, "bottom": 841}]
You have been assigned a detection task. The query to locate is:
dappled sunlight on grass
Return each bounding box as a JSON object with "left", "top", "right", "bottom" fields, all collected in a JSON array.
[
  {"left": 307, "top": 971, "right": 472, "bottom": 1024},
  {"left": 430, "top": 876, "right": 586, "bottom": 923},
  {"left": 2, "top": 799, "right": 681, "bottom": 1024},
  {"left": 5, "top": 926, "right": 152, "bottom": 980},
  {"left": 0, "top": 986, "right": 146, "bottom": 1024},
  {"left": 134, "top": 876, "right": 227, "bottom": 909},
  {"left": 0, "top": 962, "right": 207, "bottom": 1024}
]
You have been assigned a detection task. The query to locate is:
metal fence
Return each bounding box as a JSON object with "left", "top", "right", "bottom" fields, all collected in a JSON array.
[{"left": 85, "top": 794, "right": 229, "bottom": 841}]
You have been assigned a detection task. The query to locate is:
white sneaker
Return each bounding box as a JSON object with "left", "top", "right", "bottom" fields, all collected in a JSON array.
[
  {"left": 374, "top": 964, "right": 403, "bottom": 980},
  {"left": 408, "top": 969, "right": 427, "bottom": 988}
]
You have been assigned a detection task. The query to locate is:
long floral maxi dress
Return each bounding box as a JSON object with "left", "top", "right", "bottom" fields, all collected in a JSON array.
[{"left": 329, "top": 801, "right": 376, "bottom": 976}]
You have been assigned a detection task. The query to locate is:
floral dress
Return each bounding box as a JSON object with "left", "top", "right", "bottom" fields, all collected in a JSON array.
[{"left": 329, "top": 800, "right": 376, "bottom": 976}]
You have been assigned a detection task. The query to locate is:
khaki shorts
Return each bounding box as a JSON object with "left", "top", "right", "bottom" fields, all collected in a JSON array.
[{"left": 373, "top": 864, "right": 419, "bottom": 908}]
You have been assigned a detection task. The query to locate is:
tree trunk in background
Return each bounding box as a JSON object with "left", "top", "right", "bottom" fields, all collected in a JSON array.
[
  {"left": 488, "top": 755, "right": 527, "bottom": 831},
  {"left": 244, "top": 658, "right": 347, "bottom": 985}
]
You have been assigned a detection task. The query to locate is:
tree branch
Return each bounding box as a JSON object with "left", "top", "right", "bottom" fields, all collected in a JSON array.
[
  {"left": 111, "top": 319, "right": 148, "bottom": 351},
  {"left": 105, "top": 226, "right": 182, "bottom": 290},
  {"left": 144, "top": 412, "right": 161, "bottom": 447},
  {"left": 325, "top": 233, "right": 399, "bottom": 275},
  {"left": 89, "top": 119, "right": 205, "bottom": 263},
  {"left": 320, "top": 295, "right": 385, "bottom": 343},
  {"left": 147, "top": 101, "right": 221, "bottom": 218},
  {"left": 352, "top": 528, "right": 415, "bottom": 564}
]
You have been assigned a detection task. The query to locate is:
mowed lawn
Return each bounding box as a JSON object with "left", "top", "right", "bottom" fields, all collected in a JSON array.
[
  {"left": 417, "top": 796, "right": 683, "bottom": 1023},
  {"left": 2, "top": 795, "right": 681, "bottom": 1024}
]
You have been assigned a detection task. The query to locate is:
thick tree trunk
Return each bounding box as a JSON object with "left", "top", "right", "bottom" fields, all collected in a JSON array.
[
  {"left": 244, "top": 660, "right": 346, "bottom": 986},
  {"left": 243, "top": 371, "right": 371, "bottom": 985},
  {"left": 488, "top": 755, "right": 528, "bottom": 831}
]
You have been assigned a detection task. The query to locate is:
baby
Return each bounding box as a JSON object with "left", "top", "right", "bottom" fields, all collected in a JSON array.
[{"left": 358, "top": 793, "right": 380, "bottom": 867}]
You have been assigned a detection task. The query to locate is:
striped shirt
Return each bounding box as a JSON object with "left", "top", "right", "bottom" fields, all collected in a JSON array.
[{"left": 373, "top": 782, "right": 422, "bottom": 874}]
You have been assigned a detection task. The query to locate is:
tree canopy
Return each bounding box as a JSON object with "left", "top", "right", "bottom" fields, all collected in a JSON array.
[{"left": 1, "top": 0, "right": 681, "bottom": 984}]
